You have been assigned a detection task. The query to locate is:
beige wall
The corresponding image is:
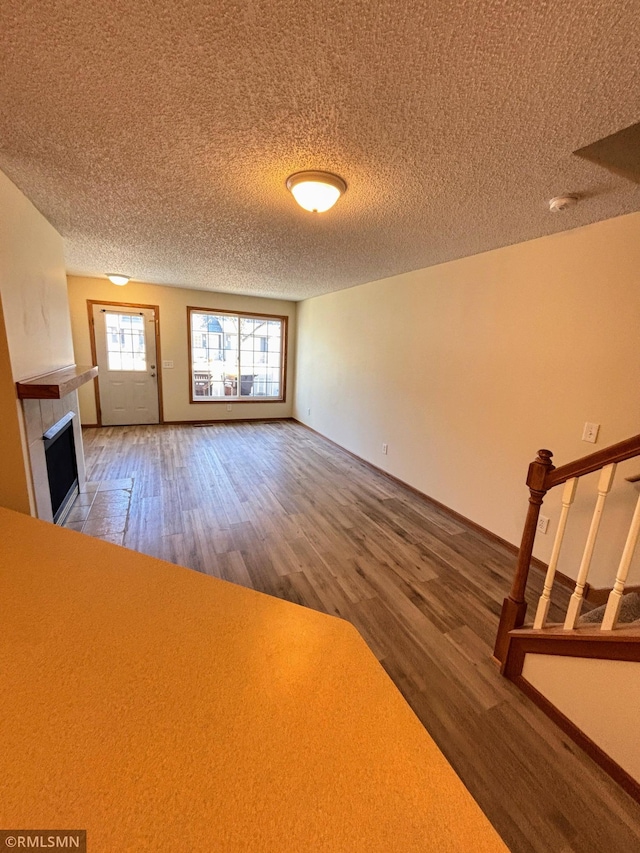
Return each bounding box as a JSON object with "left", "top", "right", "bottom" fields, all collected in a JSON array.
[
  {"left": 0, "top": 169, "right": 73, "bottom": 515},
  {"left": 67, "top": 277, "right": 296, "bottom": 424},
  {"left": 0, "top": 296, "right": 31, "bottom": 513},
  {"left": 0, "top": 171, "right": 73, "bottom": 381},
  {"left": 294, "top": 212, "right": 640, "bottom": 588},
  {"left": 522, "top": 653, "right": 640, "bottom": 783}
]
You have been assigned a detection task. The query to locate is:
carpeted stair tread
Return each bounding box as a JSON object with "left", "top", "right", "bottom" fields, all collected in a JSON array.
[{"left": 579, "top": 591, "right": 640, "bottom": 624}]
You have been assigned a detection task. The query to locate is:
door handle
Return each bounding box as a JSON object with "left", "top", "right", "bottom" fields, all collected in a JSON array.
[{"left": 150, "top": 373, "right": 156, "bottom": 378}]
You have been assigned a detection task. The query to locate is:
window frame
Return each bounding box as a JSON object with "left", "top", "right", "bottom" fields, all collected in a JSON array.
[{"left": 187, "top": 306, "right": 288, "bottom": 404}]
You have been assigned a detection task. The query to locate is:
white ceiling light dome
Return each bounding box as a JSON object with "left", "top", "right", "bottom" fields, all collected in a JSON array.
[
  {"left": 548, "top": 195, "right": 578, "bottom": 213},
  {"left": 286, "top": 171, "right": 347, "bottom": 213},
  {"left": 106, "top": 273, "right": 130, "bottom": 286}
]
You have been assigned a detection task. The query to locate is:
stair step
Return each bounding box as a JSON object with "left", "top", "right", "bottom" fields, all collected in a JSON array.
[{"left": 578, "top": 592, "right": 640, "bottom": 625}]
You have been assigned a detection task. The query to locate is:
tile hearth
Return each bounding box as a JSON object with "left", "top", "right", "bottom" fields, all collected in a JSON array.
[{"left": 63, "top": 478, "right": 133, "bottom": 546}]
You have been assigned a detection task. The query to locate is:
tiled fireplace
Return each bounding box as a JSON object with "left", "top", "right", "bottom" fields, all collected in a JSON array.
[
  {"left": 21, "top": 391, "right": 87, "bottom": 523},
  {"left": 17, "top": 365, "right": 97, "bottom": 524}
]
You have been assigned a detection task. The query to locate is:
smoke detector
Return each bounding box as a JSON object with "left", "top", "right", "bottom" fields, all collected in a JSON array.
[{"left": 549, "top": 195, "right": 578, "bottom": 213}]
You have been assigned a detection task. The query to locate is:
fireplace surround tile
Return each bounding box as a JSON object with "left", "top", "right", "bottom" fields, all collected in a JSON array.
[
  {"left": 22, "top": 389, "right": 87, "bottom": 524},
  {"left": 22, "top": 399, "right": 42, "bottom": 446}
]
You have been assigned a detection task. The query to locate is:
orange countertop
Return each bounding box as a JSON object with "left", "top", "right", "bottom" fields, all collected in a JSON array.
[{"left": 0, "top": 507, "right": 507, "bottom": 852}]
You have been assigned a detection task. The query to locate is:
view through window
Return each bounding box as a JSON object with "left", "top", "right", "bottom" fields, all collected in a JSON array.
[
  {"left": 105, "top": 312, "right": 147, "bottom": 371},
  {"left": 189, "top": 308, "right": 285, "bottom": 401}
]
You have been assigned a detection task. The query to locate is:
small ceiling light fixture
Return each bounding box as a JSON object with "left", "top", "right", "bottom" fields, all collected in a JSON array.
[
  {"left": 106, "top": 273, "right": 130, "bottom": 286},
  {"left": 548, "top": 195, "right": 578, "bottom": 213},
  {"left": 286, "top": 170, "right": 347, "bottom": 213}
]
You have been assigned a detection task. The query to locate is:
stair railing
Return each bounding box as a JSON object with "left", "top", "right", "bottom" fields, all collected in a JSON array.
[{"left": 494, "top": 433, "right": 640, "bottom": 664}]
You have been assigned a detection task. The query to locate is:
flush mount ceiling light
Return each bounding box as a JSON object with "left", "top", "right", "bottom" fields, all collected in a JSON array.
[
  {"left": 548, "top": 195, "right": 578, "bottom": 213},
  {"left": 106, "top": 273, "right": 130, "bottom": 286},
  {"left": 286, "top": 171, "right": 347, "bottom": 213}
]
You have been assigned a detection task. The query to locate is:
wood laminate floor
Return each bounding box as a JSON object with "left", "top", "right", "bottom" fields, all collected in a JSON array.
[{"left": 82, "top": 420, "right": 640, "bottom": 853}]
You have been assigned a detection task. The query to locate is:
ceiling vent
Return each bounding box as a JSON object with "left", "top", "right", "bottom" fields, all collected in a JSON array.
[{"left": 574, "top": 122, "right": 640, "bottom": 184}]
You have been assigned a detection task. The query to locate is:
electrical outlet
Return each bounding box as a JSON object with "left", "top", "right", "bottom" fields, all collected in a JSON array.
[
  {"left": 226, "top": 404, "right": 232, "bottom": 412},
  {"left": 162, "top": 360, "right": 174, "bottom": 369},
  {"left": 537, "top": 515, "right": 550, "bottom": 534},
  {"left": 307, "top": 408, "right": 311, "bottom": 416},
  {"left": 382, "top": 443, "right": 388, "bottom": 455},
  {"left": 582, "top": 422, "right": 600, "bottom": 443}
]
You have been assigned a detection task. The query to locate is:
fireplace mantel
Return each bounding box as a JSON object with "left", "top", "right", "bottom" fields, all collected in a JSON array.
[{"left": 16, "top": 364, "right": 98, "bottom": 400}]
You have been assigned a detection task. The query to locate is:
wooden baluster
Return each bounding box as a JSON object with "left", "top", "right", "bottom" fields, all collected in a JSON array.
[
  {"left": 564, "top": 463, "right": 616, "bottom": 630},
  {"left": 533, "top": 477, "right": 578, "bottom": 629},
  {"left": 601, "top": 491, "right": 640, "bottom": 631},
  {"left": 494, "top": 449, "right": 555, "bottom": 664}
]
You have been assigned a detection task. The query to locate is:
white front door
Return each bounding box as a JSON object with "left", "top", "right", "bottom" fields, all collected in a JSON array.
[{"left": 93, "top": 304, "right": 160, "bottom": 426}]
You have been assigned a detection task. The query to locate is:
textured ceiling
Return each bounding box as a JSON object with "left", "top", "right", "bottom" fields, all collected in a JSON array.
[{"left": 1, "top": 1, "right": 639, "bottom": 301}]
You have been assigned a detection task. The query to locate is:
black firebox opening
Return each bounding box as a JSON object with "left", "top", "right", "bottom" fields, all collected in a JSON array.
[{"left": 44, "top": 412, "right": 79, "bottom": 524}]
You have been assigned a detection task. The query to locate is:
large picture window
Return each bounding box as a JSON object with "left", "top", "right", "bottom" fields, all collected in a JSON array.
[{"left": 188, "top": 308, "right": 286, "bottom": 402}]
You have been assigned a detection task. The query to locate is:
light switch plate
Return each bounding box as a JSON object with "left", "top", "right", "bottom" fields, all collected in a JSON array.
[
  {"left": 162, "top": 360, "right": 174, "bottom": 369},
  {"left": 582, "top": 422, "right": 600, "bottom": 443}
]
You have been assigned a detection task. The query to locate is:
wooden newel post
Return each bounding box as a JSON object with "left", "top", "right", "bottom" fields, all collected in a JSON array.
[{"left": 493, "top": 449, "right": 554, "bottom": 664}]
